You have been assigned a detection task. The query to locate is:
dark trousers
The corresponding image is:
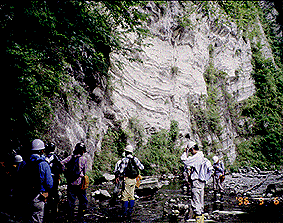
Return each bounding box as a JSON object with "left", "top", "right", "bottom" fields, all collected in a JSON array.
[
  {"left": 45, "top": 178, "right": 59, "bottom": 219},
  {"left": 67, "top": 185, "right": 88, "bottom": 220}
]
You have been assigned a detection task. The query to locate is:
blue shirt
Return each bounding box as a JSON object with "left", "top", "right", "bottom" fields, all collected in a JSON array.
[{"left": 29, "top": 154, "right": 53, "bottom": 192}]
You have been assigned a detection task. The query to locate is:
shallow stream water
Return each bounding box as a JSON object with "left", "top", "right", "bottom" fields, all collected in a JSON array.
[{"left": 56, "top": 176, "right": 282, "bottom": 222}]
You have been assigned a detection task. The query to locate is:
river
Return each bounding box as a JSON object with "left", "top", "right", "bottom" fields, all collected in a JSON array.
[{"left": 55, "top": 171, "right": 283, "bottom": 222}]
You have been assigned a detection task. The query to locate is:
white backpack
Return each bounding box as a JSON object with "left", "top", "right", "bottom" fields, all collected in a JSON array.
[{"left": 198, "top": 158, "right": 213, "bottom": 182}]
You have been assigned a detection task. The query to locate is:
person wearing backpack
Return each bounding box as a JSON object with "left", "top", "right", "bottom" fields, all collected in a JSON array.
[
  {"left": 181, "top": 141, "right": 213, "bottom": 223},
  {"left": 61, "top": 142, "right": 88, "bottom": 222},
  {"left": 212, "top": 156, "right": 225, "bottom": 200},
  {"left": 110, "top": 152, "right": 125, "bottom": 206},
  {"left": 44, "top": 142, "right": 63, "bottom": 220},
  {"left": 22, "top": 139, "right": 53, "bottom": 223},
  {"left": 117, "top": 144, "right": 144, "bottom": 220}
]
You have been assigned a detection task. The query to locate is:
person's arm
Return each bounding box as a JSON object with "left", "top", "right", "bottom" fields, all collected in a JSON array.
[
  {"left": 79, "top": 156, "right": 87, "bottom": 176},
  {"left": 220, "top": 162, "right": 225, "bottom": 174},
  {"left": 134, "top": 157, "right": 144, "bottom": 170},
  {"left": 118, "top": 158, "right": 127, "bottom": 174},
  {"left": 181, "top": 151, "right": 188, "bottom": 161},
  {"left": 182, "top": 153, "right": 198, "bottom": 168},
  {"left": 39, "top": 162, "right": 53, "bottom": 201},
  {"left": 61, "top": 155, "right": 72, "bottom": 171},
  {"left": 45, "top": 163, "right": 53, "bottom": 190},
  {"left": 215, "top": 163, "right": 224, "bottom": 173}
]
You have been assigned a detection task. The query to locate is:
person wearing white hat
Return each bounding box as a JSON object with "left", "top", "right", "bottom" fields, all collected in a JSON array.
[
  {"left": 12, "top": 154, "right": 26, "bottom": 177},
  {"left": 181, "top": 140, "right": 213, "bottom": 223},
  {"left": 22, "top": 139, "right": 53, "bottom": 223},
  {"left": 11, "top": 154, "right": 26, "bottom": 220},
  {"left": 117, "top": 144, "right": 144, "bottom": 220},
  {"left": 212, "top": 155, "right": 225, "bottom": 198}
]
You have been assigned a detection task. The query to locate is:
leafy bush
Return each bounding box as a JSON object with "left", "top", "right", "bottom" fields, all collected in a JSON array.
[
  {"left": 239, "top": 44, "right": 283, "bottom": 167},
  {"left": 134, "top": 120, "right": 182, "bottom": 175},
  {"left": 1, "top": 1, "right": 148, "bottom": 154},
  {"left": 92, "top": 120, "right": 182, "bottom": 178},
  {"left": 91, "top": 125, "right": 128, "bottom": 179}
]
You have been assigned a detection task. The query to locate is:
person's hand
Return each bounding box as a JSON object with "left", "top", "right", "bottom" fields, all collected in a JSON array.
[{"left": 40, "top": 192, "right": 48, "bottom": 202}]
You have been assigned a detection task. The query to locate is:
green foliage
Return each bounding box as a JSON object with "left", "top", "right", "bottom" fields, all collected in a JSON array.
[
  {"left": 168, "top": 120, "right": 180, "bottom": 152},
  {"left": 217, "top": 1, "right": 260, "bottom": 39},
  {"left": 239, "top": 44, "right": 283, "bottom": 166},
  {"left": 171, "top": 66, "right": 179, "bottom": 76},
  {"left": 233, "top": 138, "right": 269, "bottom": 170},
  {"left": 128, "top": 117, "right": 145, "bottom": 149},
  {"left": 1, "top": 1, "right": 148, "bottom": 152},
  {"left": 102, "top": 125, "right": 128, "bottom": 157},
  {"left": 92, "top": 120, "right": 181, "bottom": 178},
  {"left": 191, "top": 61, "right": 227, "bottom": 140},
  {"left": 136, "top": 122, "right": 182, "bottom": 176},
  {"left": 91, "top": 125, "right": 128, "bottom": 179}
]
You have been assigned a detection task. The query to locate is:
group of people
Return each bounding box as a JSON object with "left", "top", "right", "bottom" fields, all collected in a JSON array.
[
  {"left": 1, "top": 139, "right": 89, "bottom": 223},
  {"left": 112, "top": 140, "right": 225, "bottom": 223},
  {"left": 2, "top": 137, "right": 224, "bottom": 223}
]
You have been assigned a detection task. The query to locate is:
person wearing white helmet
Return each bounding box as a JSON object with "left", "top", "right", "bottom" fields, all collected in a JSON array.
[
  {"left": 181, "top": 140, "right": 213, "bottom": 223},
  {"left": 117, "top": 144, "right": 144, "bottom": 220},
  {"left": 212, "top": 155, "right": 225, "bottom": 199},
  {"left": 32, "top": 138, "right": 46, "bottom": 151},
  {"left": 22, "top": 139, "right": 53, "bottom": 223},
  {"left": 13, "top": 154, "right": 26, "bottom": 172},
  {"left": 11, "top": 154, "right": 26, "bottom": 220}
]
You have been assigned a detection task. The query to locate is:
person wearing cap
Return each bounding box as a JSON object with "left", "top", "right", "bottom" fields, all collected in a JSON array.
[
  {"left": 13, "top": 155, "right": 25, "bottom": 170},
  {"left": 181, "top": 140, "right": 213, "bottom": 223},
  {"left": 11, "top": 154, "right": 25, "bottom": 185},
  {"left": 61, "top": 142, "right": 88, "bottom": 222},
  {"left": 22, "top": 139, "right": 53, "bottom": 223},
  {"left": 212, "top": 156, "right": 225, "bottom": 198},
  {"left": 10, "top": 154, "right": 26, "bottom": 220},
  {"left": 117, "top": 144, "right": 144, "bottom": 220}
]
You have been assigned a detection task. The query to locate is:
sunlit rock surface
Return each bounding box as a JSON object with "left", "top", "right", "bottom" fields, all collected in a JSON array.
[
  {"left": 49, "top": 1, "right": 277, "bottom": 164},
  {"left": 110, "top": 2, "right": 255, "bottom": 163}
]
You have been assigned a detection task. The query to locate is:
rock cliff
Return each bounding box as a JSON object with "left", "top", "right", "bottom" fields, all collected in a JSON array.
[
  {"left": 49, "top": 1, "right": 275, "bottom": 165},
  {"left": 110, "top": 2, "right": 256, "bottom": 163}
]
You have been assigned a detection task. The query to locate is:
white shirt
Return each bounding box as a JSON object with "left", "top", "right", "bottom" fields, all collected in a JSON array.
[{"left": 181, "top": 151, "right": 213, "bottom": 181}]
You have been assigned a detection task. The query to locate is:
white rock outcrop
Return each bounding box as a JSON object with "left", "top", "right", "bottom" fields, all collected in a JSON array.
[
  {"left": 110, "top": 2, "right": 255, "bottom": 163},
  {"left": 49, "top": 1, "right": 277, "bottom": 165}
]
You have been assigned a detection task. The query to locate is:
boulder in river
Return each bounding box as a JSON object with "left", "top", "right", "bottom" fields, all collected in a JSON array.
[
  {"left": 92, "top": 189, "right": 111, "bottom": 199},
  {"left": 103, "top": 173, "right": 115, "bottom": 181}
]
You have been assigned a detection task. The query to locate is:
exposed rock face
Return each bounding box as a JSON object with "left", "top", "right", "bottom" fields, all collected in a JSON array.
[
  {"left": 110, "top": 2, "right": 255, "bottom": 163},
  {"left": 49, "top": 1, "right": 275, "bottom": 165},
  {"left": 49, "top": 78, "right": 115, "bottom": 169}
]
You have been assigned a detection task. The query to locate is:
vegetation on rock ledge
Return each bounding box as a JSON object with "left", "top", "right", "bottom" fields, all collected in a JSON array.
[{"left": 1, "top": 1, "right": 148, "bottom": 154}]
